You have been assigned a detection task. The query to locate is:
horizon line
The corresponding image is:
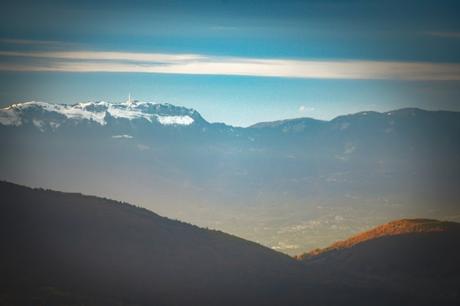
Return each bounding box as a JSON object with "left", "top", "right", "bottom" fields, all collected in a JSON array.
[{"left": 1, "top": 100, "right": 458, "bottom": 128}]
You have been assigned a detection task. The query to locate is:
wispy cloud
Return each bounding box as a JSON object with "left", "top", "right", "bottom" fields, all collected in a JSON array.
[
  {"left": 0, "top": 39, "right": 62, "bottom": 45},
  {"left": 425, "top": 31, "right": 460, "bottom": 39},
  {"left": 0, "top": 39, "right": 81, "bottom": 50},
  {"left": 0, "top": 51, "right": 204, "bottom": 62},
  {"left": 1, "top": 49, "right": 460, "bottom": 80}
]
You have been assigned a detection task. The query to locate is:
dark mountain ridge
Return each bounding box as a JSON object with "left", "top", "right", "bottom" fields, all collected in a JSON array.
[{"left": 0, "top": 181, "right": 309, "bottom": 305}]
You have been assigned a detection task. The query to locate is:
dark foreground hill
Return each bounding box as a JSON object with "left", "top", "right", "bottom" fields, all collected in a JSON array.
[
  {"left": 0, "top": 181, "right": 311, "bottom": 306},
  {"left": 1, "top": 181, "right": 460, "bottom": 306},
  {"left": 298, "top": 219, "right": 460, "bottom": 303}
]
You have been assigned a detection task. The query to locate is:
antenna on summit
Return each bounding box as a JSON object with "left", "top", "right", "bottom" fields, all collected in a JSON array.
[{"left": 127, "top": 93, "right": 132, "bottom": 104}]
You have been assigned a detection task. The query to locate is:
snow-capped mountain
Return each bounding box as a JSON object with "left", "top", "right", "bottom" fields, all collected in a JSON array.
[{"left": 0, "top": 100, "right": 206, "bottom": 130}]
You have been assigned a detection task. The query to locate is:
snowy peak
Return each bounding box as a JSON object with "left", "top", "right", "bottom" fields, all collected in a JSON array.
[{"left": 0, "top": 101, "right": 205, "bottom": 129}]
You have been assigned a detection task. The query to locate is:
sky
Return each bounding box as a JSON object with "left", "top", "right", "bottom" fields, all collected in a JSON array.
[{"left": 1, "top": 0, "right": 460, "bottom": 126}]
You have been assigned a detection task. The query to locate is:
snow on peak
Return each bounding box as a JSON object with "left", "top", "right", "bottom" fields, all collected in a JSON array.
[
  {"left": 0, "top": 101, "right": 197, "bottom": 128},
  {"left": 157, "top": 115, "right": 194, "bottom": 125},
  {"left": 0, "top": 107, "right": 21, "bottom": 126}
]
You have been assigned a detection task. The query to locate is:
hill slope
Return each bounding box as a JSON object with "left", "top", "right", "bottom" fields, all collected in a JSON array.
[
  {"left": 0, "top": 181, "right": 308, "bottom": 306},
  {"left": 298, "top": 219, "right": 460, "bottom": 303},
  {"left": 299, "top": 218, "right": 460, "bottom": 258},
  {"left": 1, "top": 181, "right": 460, "bottom": 305}
]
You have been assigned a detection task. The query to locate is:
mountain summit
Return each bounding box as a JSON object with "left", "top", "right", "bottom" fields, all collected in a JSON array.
[{"left": 0, "top": 101, "right": 206, "bottom": 129}]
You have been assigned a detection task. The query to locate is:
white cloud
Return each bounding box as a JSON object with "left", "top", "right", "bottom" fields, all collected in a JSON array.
[
  {"left": 112, "top": 134, "right": 133, "bottom": 139},
  {"left": 299, "top": 105, "right": 315, "bottom": 113},
  {"left": 1, "top": 49, "right": 460, "bottom": 80}
]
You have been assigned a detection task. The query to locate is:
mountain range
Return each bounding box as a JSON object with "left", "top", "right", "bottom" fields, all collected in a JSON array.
[
  {"left": 1, "top": 181, "right": 459, "bottom": 305},
  {"left": 1, "top": 100, "right": 460, "bottom": 254}
]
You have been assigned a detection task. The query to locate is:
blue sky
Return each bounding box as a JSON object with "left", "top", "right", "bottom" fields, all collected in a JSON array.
[{"left": 1, "top": 0, "right": 460, "bottom": 126}]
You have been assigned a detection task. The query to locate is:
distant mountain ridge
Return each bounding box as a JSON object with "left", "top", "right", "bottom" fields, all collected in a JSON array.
[
  {"left": 1, "top": 100, "right": 460, "bottom": 255},
  {"left": 1, "top": 100, "right": 458, "bottom": 130}
]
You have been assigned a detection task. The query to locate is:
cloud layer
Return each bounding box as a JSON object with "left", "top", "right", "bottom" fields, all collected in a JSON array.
[{"left": 1, "top": 50, "right": 460, "bottom": 80}]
